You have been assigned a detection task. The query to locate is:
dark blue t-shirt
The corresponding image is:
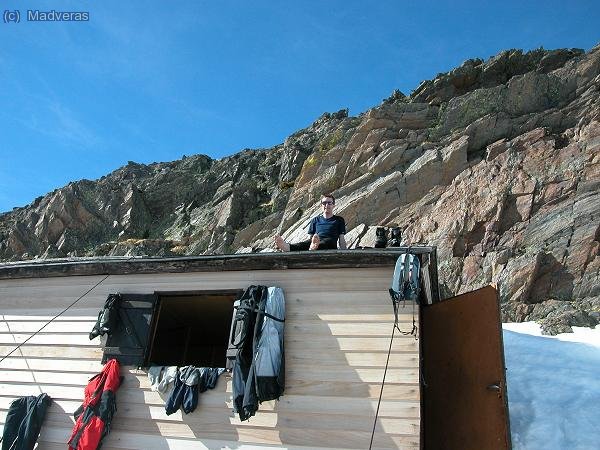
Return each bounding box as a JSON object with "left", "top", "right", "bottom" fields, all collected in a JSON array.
[{"left": 308, "top": 215, "right": 346, "bottom": 240}]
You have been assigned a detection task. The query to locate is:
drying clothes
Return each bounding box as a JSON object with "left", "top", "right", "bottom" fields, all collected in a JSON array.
[
  {"left": 165, "top": 365, "right": 200, "bottom": 415},
  {"left": 231, "top": 285, "right": 265, "bottom": 421},
  {"left": 179, "top": 365, "right": 225, "bottom": 388},
  {"left": 1, "top": 393, "right": 51, "bottom": 450},
  {"left": 179, "top": 365, "right": 202, "bottom": 386},
  {"left": 232, "top": 285, "right": 285, "bottom": 421},
  {"left": 68, "top": 359, "right": 121, "bottom": 450},
  {"left": 165, "top": 375, "right": 191, "bottom": 415},
  {"left": 241, "top": 286, "right": 285, "bottom": 419},
  {"left": 164, "top": 366, "right": 224, "bottom": 415},
  {"left": 89, "top": 294, "right": 120, "bottom": 340},
  {"left": 147, "top": 365, "right": 178, "bottom": 393},
  {"left": 254, "top": 287, "right": 285, "bottom": 401},
  {"left": 198, "top": 367, "right": 224, "bottom": 393}
]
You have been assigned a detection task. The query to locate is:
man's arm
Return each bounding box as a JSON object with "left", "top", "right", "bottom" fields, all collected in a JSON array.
[{"left": 338, "top": 234, "right": 347, "bottom": 249}]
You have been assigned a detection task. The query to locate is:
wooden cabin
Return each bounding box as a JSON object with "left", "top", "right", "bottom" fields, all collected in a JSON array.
[{"left": 0, "top": 249, "right": 510, "bottom": 449}]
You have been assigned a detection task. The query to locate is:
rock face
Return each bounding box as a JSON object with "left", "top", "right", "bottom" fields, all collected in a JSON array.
[{"left": 1, "top": 46, "right": 599, "bottom": 334}]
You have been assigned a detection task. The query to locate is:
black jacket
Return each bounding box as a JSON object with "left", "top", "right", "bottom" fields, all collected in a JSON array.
[
  {"left": 1, "top": 393, "right": 51, "bottom": 450},
  {"left": 231, "top": 285, "right": 285, "bottom": 421},
  {"left": 89, "top": 294, "right": 120, "bottom": 340}
]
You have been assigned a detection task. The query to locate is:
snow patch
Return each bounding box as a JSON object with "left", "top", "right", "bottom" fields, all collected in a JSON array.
[{"left": 503, "top": 322, "right": 600, "bottom": 450}]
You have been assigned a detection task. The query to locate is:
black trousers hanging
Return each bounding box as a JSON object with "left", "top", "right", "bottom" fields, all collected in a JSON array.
[{"left": 1, "top": 393, "right": 51, "bottom": 450}]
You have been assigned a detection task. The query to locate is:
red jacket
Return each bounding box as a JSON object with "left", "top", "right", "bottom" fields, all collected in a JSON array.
[{"left": 68, "top": 359, "right": 121, "bottom": 449}]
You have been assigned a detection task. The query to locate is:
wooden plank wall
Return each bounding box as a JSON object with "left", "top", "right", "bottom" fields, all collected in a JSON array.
[{"left": 0, "top": 268, "right": 420, "bottom": 449}]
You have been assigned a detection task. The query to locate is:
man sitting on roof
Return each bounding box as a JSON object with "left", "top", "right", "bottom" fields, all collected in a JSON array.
[{"left": 275, "top": 193, "right": 347, "bottom": 251}]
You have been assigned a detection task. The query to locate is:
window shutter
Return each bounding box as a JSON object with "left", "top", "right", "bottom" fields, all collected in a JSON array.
[
  {"left": 225, "top": 298, "right": 241, "bottom": 370},
  {"left": 102, "top": 293, "right": 157, "bottom": 366}
]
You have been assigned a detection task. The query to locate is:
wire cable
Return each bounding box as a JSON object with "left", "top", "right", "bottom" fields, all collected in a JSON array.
[
  {"left": 368, "top": 323, "right": 397, "bottom": 450},
  {"left": 0, "top": 273, "right": 110, "bottom": 365}
]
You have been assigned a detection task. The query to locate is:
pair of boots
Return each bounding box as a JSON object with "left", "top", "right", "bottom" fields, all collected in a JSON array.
[{"left": 375, "top": 227, "right": 402, "bottom": 248}]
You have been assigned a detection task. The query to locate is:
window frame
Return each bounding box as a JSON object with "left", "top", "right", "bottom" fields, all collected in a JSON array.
[{"left": 101, "top": 289, "right": 243, "bottom": 368}]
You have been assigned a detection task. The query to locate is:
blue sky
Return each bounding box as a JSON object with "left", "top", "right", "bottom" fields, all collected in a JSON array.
[{"left": 0, "top": 0, "right": 598, "bottom": 213}]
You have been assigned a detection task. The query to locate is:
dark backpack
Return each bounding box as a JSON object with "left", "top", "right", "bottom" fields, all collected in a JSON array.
[
  {"left": 227, "top": 286, "right": 266, "bottom": 365},
  {"left": 89, "top": 294, "right": 120, "bottom": 340}
]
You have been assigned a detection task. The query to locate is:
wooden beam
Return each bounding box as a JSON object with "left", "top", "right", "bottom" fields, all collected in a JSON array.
[{"left": 0, "top": 248, "right": 438, "bottom": 281}]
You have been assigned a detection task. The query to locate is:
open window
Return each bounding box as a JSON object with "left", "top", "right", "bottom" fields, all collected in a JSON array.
[{"left": 102, "top": 290, "right": 241, "bottom": 368}]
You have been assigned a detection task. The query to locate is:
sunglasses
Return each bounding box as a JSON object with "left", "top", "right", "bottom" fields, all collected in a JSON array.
[{"left": 321, "top": 201, "right": 334, "bottom": 205}]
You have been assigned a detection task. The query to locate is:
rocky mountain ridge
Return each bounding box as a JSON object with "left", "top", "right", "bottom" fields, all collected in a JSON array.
[{"left": 1, "top": 45, "right": 599, "bottom": 334}]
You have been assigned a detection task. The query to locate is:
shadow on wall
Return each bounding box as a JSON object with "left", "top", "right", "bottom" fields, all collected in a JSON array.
[
  {"left": 115, "top": 294, "right": 410, "bottom": 448},
  {"left": 102, "top": 289, "right": 416, "bottom": 449},
  {"left": 272, "top": 289, "right": 420, "bottom": 449},
  {"left": 0, "top": 282, "right": 419, "bottom": 449}
]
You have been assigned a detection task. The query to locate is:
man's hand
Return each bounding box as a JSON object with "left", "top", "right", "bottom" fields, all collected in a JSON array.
[{"left": 338, "top": 234, "right": 347, "bottom": 250}]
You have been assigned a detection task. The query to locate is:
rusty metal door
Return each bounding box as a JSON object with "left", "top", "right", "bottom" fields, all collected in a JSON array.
[{"left": 421, "top": 285, "right": 511, "bottom": 450}]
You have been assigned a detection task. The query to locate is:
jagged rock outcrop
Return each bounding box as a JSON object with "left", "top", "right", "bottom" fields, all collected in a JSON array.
[{"left": 1, "top": 45, "right": 599, "bottom": 334}]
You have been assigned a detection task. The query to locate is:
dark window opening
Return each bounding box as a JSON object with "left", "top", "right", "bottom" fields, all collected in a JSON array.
[{"left": 146, "top": 291, "right": 239, "bottom": 368}]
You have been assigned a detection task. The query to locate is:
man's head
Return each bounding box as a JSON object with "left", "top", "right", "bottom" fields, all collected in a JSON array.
[{"left": 321, "top": 193, "right": 335, "bottom": 217}]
